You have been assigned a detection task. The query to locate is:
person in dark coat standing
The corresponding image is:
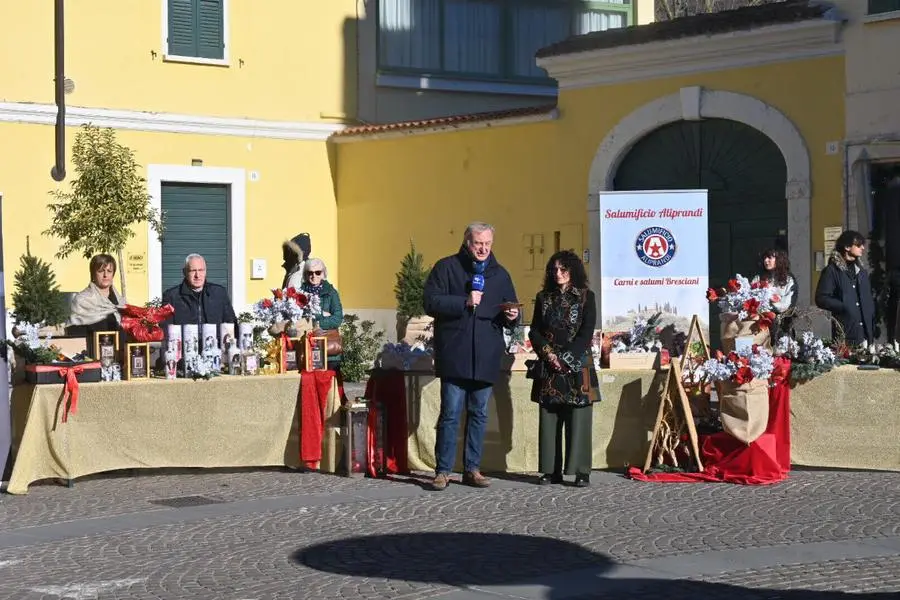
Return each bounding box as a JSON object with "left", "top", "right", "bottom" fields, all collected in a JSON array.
[
  {"left": 162, "top": 254, "right": 237, "bottom": 329},
  {"left": 529, "top": 251, "right": 599, "bottom": 488},
  {"left": 814, "top": 230, "right": 875, "bottom": 346},
  {"left": 423, "top": 222, "right": 519, "bottom": 491}
]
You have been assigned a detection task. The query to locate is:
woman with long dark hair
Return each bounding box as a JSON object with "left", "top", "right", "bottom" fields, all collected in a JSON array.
[
  {"left": 752, "top": 248, "right": 797, "bottom": 337},
  {"left": 528, "top": 250, "right": 599, "bottom": 488}
]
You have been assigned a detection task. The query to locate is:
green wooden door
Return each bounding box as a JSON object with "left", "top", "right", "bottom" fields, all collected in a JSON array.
[
  {"left": 613, "top": 118, "right": 787, "bottom": 344},
  {"left": 160, "top": 183, "right": 231, "bottom": 295}
]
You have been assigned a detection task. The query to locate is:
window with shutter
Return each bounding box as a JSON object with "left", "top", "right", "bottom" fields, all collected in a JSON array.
[
  {"left": 869, "top": 0, "right": 900, "bottom": 14},
  {"left": 166, "top": 0, "right": 225, "bottom": 61},
  {"left": 160, "top": 184, "right": 232, "bottom": 296}
]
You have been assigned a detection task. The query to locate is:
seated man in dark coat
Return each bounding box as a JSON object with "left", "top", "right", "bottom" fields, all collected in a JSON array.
[{"left": 162, "top": 254, "right": 237, "bottom": 329}]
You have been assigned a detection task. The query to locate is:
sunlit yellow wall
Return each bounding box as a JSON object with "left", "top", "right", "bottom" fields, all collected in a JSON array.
[
  {"left": 0, "top": 123, "right": 336, "bottom": 308},
  {"left": 0, "top": 0, "right": 357, "bottom": 122},
  {"left": 336, "top": 56, "right": 846, "bottom": 318}
]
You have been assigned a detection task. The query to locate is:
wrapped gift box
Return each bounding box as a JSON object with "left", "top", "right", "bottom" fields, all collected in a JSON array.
[{"left": 25, "top": 361, "right": 102, "bottom": 385}]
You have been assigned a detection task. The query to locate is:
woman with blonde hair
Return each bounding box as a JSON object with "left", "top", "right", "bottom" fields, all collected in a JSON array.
[{"left": 302, "top": 257, "right": 343, "bottom": 368}]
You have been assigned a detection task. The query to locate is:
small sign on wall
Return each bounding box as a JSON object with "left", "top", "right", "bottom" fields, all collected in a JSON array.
[
  {"left": 823, "top": 226, "right": 842, "bottom": 254},
  {"left": 127, "top": 252, "right": 147, "bottom": 274}
]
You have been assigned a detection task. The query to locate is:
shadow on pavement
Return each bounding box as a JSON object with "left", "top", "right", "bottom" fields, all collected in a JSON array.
[{"left": 293, "top": 532, "right": 897, "bottom": 599}]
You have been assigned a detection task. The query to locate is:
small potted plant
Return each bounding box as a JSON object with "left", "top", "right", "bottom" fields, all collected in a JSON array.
[{"left": 394, "top": 241, "right": 432, "bottom": 344}]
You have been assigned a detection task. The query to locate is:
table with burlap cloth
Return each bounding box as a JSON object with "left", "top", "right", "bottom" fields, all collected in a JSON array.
[
  {"left": 401, "top": 367, "right": 899, "bottom": 474},
  {"left": 7, "top": 374, "right": 341, "bottom": 495},
  {"left": 404, "top": 369, "right": 666, "bottom": 473}
]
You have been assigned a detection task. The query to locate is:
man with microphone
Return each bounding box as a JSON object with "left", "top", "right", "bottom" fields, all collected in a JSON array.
[{"left": 423, "top": 221, "right": 520, "bottom": 490}]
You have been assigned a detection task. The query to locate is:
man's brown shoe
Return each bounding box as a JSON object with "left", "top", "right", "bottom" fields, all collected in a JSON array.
[
  {"left": 431, "top": 473, "right": 450, "bottom": 491},
  {"left": 462, "top": 471, "right": 491, "bottom": 488}
]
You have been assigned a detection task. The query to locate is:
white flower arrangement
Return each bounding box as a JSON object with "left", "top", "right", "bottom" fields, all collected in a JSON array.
[
  {"left": 699, "top": 345, "right": 775, "bottom": 384},
  {"left": 7, "top": 321, "right": 61, "bottom": 364},
  {"left": 775, "top": 331, "right": 836, "bottom": 365},
  {"left": 252, "top": 287, "right": 321, "bottom": 327},
  {"left": 706, "top": 274, "right": 779, "bottom": 322},
  {"left": 610, "top": 313, "right": 663, "bottom": 354},
  {"left": 775, "top": 331, "right": 839, "bottom": 384},
  {"left": 185, "top": 353, "right": 219, "bottom": 380}
]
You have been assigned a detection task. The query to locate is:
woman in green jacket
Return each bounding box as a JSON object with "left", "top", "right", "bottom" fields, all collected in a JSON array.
[{"left": 301, "top": 257, "right": 343, "bottom": 367}]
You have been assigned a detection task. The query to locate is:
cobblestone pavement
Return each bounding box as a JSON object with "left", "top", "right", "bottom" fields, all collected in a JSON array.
[{"left": 0, "top": 469, "right": 897, "bottom": 599}]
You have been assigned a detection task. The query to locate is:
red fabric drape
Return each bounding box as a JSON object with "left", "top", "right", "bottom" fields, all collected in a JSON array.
[
  {"left": 628, "top": 359, "right": 791, "bottom": 485},
  {"left": 364, "top": 371, "right": 409, "bottom": 476},
  {"left": 298, "top": 369, "right": 337, "bottom": 469}
]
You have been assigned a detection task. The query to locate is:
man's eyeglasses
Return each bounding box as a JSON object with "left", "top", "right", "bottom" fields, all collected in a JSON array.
[{"left": 306, "top": 270, "right": 323, "bottom": 276}]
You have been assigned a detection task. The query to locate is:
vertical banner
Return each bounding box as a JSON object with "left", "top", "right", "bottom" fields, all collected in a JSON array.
[{"left": 599, "top": 190, "right": 709, "bottom": 339}]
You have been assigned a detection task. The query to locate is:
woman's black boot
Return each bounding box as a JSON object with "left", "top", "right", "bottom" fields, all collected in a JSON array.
[{"left": 574, "top": 474, "right": 590, "bottom": 488}]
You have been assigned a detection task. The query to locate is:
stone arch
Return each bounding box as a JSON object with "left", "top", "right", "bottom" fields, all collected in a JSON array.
[{"left": 586, "top": 87, "right": 812, "bottom": 309}]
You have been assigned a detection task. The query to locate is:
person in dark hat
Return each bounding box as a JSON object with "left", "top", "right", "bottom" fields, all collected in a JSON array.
[{"left": 282, "top": 233, "right": 312, "bottom": 290}]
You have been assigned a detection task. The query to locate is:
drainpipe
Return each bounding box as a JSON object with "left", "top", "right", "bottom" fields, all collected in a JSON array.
[{"left": 51, "top": 0, "right": 66, "bottom": 182}]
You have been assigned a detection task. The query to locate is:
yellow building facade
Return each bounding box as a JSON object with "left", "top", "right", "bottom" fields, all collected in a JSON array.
[
  {"left": 0, "top": 1, "right": 853, "bottom": 339},
  {"left": 334, "top": 5, "right": 847, "bottom": 332},
  {"left": 0, "top": 0, "right": 356, "bottom": 309}
]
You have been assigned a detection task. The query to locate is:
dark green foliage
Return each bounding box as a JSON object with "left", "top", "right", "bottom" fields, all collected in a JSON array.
[
  {"left": 11, "top": 242, "right": 67, "bottom": 326},
  {"left": 394, "top": 241, "right": 430, "bottom": 319},
  {"left": 339, "top": 314, "right": 386, "bottom": 382}
]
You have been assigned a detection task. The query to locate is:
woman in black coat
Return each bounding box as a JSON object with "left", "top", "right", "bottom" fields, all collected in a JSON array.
[
  {"left": 814, "top": 230, "right": 876, "bottom": 345},
  {"left": 528, "top": 250, "right": 599, "bottom": 488}
]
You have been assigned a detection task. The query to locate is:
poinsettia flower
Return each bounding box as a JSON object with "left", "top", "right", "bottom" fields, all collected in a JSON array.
[
  {"left": 742, "top": 298, "right": 760, "bottom": 314},
  {"left": 727, "top": 279, "right": 740, "bottom": 293},
  {"left": 262, "top": 298, "right": 273, "bottom": 309},
  {"left": 706, "top": 288, "right": 719, "bottom": 302},
  {"left": 273, "top": 289, "right": 283, "bottom": 300},
  {"left": 734, "top": 366, "right": 753, "bottom": 384},
  {"left": 772, "top": 294, "right": 781, "bottom": 303},
  {"left": 295, "top": 292, "right": 309, "bottom": 308}
]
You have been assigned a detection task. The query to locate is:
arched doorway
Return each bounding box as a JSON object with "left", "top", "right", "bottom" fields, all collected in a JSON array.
[
  {"left": 586, "top": 88, "right": 812, "bottom": 330},
  {"left": 613, "top": 118, "right": 788, "bottom": 342}
]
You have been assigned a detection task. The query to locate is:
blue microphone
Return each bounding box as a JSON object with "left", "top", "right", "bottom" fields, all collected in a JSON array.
[{"left": 471, "top": 274, "right": 485, "bottom": 312}]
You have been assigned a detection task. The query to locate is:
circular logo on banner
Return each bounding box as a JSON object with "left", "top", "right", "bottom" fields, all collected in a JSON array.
[{"left": 635, "top": 227, "right": 677, "bottom": 267}]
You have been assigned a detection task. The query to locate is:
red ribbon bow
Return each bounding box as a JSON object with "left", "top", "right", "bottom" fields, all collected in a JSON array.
[{"left": 58, "top": 366, "right": 84, "bottom": 423}]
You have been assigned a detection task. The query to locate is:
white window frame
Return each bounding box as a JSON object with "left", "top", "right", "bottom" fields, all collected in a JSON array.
[
  {"left": 161, "top": 0, "right": 231, "bottom": 67},
  {"left": 147, "top": 165, "right": 246, "bottom": 310}
]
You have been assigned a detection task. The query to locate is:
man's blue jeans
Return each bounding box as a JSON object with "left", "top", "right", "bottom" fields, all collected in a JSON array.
[{"left": 435, "top": 378, "right": 492, "bottom": 475}]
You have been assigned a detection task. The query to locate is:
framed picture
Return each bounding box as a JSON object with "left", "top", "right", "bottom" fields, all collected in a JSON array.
[
  {"left": 242, "top": 352, "right": 259, "bottom": 376},
  {"left": 306, "top": 336, "right": 328, "bottom": 371},
  {"left": 93, "top": 331, "right": 120, "bottom": 368},
  {"left": 280, "top": 337, "right": 303, "bottom": 373},
  {"left": 125, "top": 343, "right": 151, "bottom": 380}
]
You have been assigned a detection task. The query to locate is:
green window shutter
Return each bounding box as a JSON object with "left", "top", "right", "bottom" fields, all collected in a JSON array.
[
  {"left": 167, "top": 0, "right": 197, "bottom": 57},
  {"left": 869, "top": 0, "right": 900, "bottom": 15},
  {"left": 160, "top": 184, "right": 231, "bottom": 296},
  {"left": 197, "top": 0, "right": 225, "bottom": 59}
]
